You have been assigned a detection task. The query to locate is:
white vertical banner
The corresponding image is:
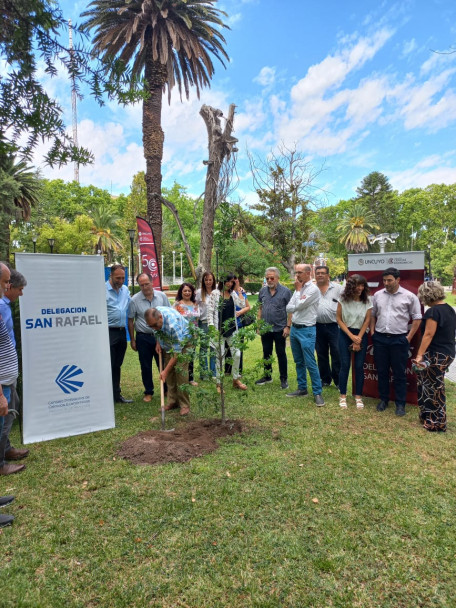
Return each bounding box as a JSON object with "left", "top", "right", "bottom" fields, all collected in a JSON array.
[{"left": 15, "top": 254, "right": 115, "bottom": 443}]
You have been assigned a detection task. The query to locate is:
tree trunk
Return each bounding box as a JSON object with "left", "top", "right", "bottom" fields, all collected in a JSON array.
[
  {"left": 197, "top": 103, "right": 237, "bottom": 284},
  {"left": 143, "top": 52, "right": 167, "bottom": 263}
]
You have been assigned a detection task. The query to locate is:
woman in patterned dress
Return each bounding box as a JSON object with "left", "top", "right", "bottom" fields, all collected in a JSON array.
[
  {"left": 173, "top": 282, "right": 201, "bottom": 386},
  {"left": 415, "top": 281, "right": 456, "bottom": 432}
]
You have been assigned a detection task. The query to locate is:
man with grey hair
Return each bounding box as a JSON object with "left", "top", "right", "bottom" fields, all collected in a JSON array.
[
  {"left": 0, "top": 269, "right": 29, "bottom": 474},
  {"left": 145, "top": 307, "right": 191, "bottom": 416},
  {"left": 256, "top": 267, "right": 292, "bottom": 389},
  {"left": 286, "top": 264, "right": 324, "bottom": 405},
  {"left": 128, "top": 273, "right": 171, "bottom": 402}
]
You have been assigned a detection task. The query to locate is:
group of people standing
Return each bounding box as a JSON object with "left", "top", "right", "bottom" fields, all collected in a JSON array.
[
  {"left": 105, "top": 262, "right": 455, "bottom": 433},
  {"left": 106, "top": 266, "right": 252, "bottom": 417}
]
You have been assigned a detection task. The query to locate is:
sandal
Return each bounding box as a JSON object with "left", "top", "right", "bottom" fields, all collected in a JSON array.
[
  {"left": 339, "top": 396, "right": 347, "bottom": 408},
  {"left": 355, "top": 397, "right": 364, "bottom": 409},
  {"left": 233, "top": 379, "right": 247, "bottom": 391}
]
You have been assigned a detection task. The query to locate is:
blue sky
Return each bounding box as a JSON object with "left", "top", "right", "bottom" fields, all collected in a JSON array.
[{"left": 36, "top": 0, "right": 456, "bottom": 209}]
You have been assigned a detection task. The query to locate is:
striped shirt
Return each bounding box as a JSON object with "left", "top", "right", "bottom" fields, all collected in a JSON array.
[{"left": 0, "top": 316, "right": 18, "bottom": 386}]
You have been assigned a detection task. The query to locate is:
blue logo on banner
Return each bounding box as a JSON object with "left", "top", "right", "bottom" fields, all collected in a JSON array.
[{"left": 55, "top": 365, "right": 84, "bottom": 394}]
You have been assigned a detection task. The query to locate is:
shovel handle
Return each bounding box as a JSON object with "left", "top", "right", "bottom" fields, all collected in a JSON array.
[{"left": 159, "top": 351, "right": 165, "bottom": 430}]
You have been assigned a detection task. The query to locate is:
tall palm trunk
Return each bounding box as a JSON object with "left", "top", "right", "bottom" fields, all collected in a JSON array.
[{"left": 143, "top": 50, "right": 167, "bottom": 260}]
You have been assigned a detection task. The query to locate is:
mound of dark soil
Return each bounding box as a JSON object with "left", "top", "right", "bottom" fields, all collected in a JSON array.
[{"left": 118, "top": 418, "right": 244, "bottom": 465}]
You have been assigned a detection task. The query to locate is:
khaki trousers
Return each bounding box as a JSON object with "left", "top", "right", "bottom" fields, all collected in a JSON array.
[{"left": 164, "top": 349, "right": 190, "bottom": 410}]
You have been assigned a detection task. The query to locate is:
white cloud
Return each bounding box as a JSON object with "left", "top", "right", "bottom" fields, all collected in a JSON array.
[
  {"left": 235, "top": 98, "right": 267, "bottom": 134},
  {"left": 253, "top": 66, "right": 276, "bottom": 87},
  {"left": 393, "top": 69, "right": 456, "bottom": 130},
  {"left": 273, "top": 30, "right": 393, "bottom": 154},
  {"left": 421, "top": 49, "right": 456, "bottom": 75},
  {"left": 38, "top": 119, "right": 144, "bottom": 192},
  {"left": 401, "top": 38, "right": 417, "bottom": 57},
  {"left": 390, "top": 153, "right": 456, "bottom": 191}
]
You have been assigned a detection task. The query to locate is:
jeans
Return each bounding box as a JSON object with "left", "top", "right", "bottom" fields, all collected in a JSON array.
[
  {"left": 315, "top": 322, "right": 340, "bottom": 386},
  {"left": 136, "top": 332, "right": 160, "bottom": 395},
  {"left": 290, "top": 325, "right": 322, "bottom": 395},
  {"left": 338, "top": 328, "right": 368, "bottom": 395},
  {"left": 198, "top": 321, "right": 216, "bottom": 378},
  {"left": 372, "top": 332, "right": 409, "bottom": 406},
  {"left": 261, "top": 330, "right": 288, "bottom": 380}
]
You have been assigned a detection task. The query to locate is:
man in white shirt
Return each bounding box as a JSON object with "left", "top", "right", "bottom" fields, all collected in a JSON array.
[{"left": 286, "top": 264, "right": 324, "bottom": 405}]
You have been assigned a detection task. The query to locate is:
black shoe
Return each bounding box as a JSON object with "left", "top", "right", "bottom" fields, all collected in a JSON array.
[
  {"left": 280, "top": 380, "right": 289, "bottom": 390},
  {"left": 314, "top": 394, "right": 325, "bottom": 406},
  {"left": 115, "top": 395, "right": 133, "bottom": 404},
  {"left": 376, "top": 400, "right": 388, "bottom": 412},
  {"left": 395, "top": 404, "right": 406, "bottom": 417},
  {"left": 286, "top": 389, "right": 308, "bottom": 397},
  {"left": 0, "top": 514, "right": 14, "bottom": 528},
  {"left": 0, "top": 496, "right": 14, "bottom": 508},
  {"left": 255, "top": 377, "right": 273, "bottom": 385}
]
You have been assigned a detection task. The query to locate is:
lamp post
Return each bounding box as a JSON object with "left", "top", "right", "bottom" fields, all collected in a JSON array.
[
  {"left": 428, "top": 244, "right": 432, "bottom": 280},
  {"left": 367, "top": 232, "right": 399, "bottom": 254},
  {"left": 48, "top": 238, "right": 55, "bottom": 254},
  {"left": 172, "top": 250, "right": 176, "bottom": 284},
  {"left": 180, "top": 252, "right": 183, "bottom": 282},
  {"left": 32, "top": 234, "right": 37, "bottom": 253},
  {"left": 161, "top": 254, "right": 164, "bottom": 286},
  {"left": 128, "top": 229, "right": 135, "bottom": 294}
]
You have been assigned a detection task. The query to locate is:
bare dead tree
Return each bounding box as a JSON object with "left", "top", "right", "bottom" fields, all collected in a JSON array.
[
  {"left": 243, "top": 143, "right": 328, "bottom": 277},
  {"left": 196, "top": 103, "right": 238, "bottom": 284}
]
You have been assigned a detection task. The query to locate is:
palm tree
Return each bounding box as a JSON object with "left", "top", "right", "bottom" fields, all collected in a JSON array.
[
  {"left": 90, "top": 203, "right": 123, "bottom": 255},
  {"left": 82, "top": 0, "right": 229, "bottom": 260},
  {"left": 0, "top": 154, "right": 42, "bottom": 259},
  {"left": 336, "top": 202, "right": 379, "bottom": 253}
]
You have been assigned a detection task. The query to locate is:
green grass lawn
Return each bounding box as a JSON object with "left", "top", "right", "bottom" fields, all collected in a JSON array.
[{"left": 2, "top": 337, "right": 456, "bottom": 607}]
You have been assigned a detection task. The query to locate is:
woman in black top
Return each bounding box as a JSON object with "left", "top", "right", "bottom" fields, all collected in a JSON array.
[{"left": 416, "top": 281, "right": 456, "bottom": 432}]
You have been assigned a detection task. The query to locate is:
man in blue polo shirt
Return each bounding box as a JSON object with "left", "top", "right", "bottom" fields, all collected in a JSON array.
[
  {"left": 105, "top": 264, "right": 132, "bottom": 404},
  {"left": 145, "top": 307, "right": 191, "bottom": 416}
]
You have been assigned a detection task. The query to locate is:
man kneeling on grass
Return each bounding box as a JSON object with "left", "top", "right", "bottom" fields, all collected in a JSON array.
[{"left": 145, "top": 307, "right": 192, "bottom": 416}]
